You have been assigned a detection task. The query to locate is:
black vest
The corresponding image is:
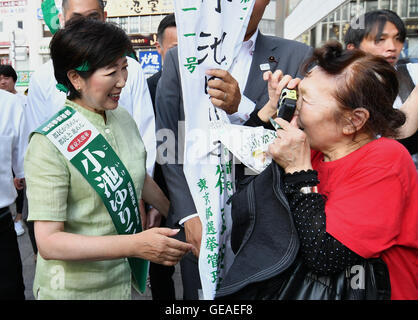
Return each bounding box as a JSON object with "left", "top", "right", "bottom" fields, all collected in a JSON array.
[{"left": 396, "top": 65, "right": 418, "bottom": 155}]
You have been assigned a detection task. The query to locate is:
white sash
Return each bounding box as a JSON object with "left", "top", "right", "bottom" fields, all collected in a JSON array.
[{"left": 175, "top": 0, "right": 256, "bottom": 299}]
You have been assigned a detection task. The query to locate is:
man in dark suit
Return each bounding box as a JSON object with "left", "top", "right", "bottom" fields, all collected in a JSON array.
[
  {"left": 155, "top": 0, "right": 312, "bottom": 299},
  {"left": 146, "top": 13, "right": 178, "bottom": 300},
  {"left": 147, "top": 14, "right": 178, "bottom": 106}
]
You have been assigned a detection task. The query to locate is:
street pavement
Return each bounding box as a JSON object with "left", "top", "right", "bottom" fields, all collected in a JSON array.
[{"left": 13, "top": 204, "right": 184, "bottom": 300}]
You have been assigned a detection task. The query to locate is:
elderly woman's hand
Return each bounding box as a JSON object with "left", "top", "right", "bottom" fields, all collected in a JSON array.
[
  {"left": 258, "top": 70, "right": 301, "bottom": 122},
  {"left": 268, "top": 117, "right": 313, "bottom": 174}
]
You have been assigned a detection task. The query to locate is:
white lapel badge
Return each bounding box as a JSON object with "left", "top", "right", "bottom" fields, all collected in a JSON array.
[{"left": 259, "top": 63, "right": 270, "bottom": 71}]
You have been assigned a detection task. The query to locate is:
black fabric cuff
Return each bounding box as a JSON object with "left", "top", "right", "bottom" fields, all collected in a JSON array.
[
  {"left": 283, "top": 170, "right": 319, "bottom": 191},
  {"left": 244, "top": 109, "right": 275, "bottom": 130}
]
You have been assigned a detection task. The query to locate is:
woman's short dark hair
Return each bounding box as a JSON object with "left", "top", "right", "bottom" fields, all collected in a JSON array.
[
  {"left": 50, "top": 16, "right": 133, "bottom": 100},
  {"left": 0, "top": 64, "right": 17, "bottom": 83},
  {"left": 344, "top": 10, "right": 406, "bottom": 48},
  {"left": 303, "top": 41, "right": 406, "bottom": 138}
]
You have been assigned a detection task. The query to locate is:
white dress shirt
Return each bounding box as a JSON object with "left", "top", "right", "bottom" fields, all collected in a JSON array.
[
  {"left": 15, "top": 92, "right": 27, "bottom": 108},
  {"left": 25, "top": 57, "right": 156, "bottom": 176},
  {"left": 0, "top": 89, "right": 27, "bottom": 208},
  {"left": 228, "top": 30, "right": 259, "bottom": 125}
]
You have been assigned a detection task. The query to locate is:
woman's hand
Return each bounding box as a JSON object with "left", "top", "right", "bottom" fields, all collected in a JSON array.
[
  {"left": 34, "top": 221, "right": 195, "bottom": 266},
  {"left": 268, "top": 117, "right": 313, "bottom": 174},
  {"left": 258, "top": 70, "right": 301, "bottom": 122},
  {"left": 145, "top": 207, "right": 163, "bottom": 229},
  {"left": 14, "top": 177, "right": 25, "bottom": 190},
  {"left": 133, "top": 228, "right": 196, "bottom": 266}
]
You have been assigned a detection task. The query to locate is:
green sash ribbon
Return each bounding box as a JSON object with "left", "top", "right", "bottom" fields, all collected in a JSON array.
[{"left": 35, "top": 104, "right": 148, "bottom": 293}]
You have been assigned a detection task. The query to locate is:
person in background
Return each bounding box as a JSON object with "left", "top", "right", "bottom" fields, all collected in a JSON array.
[
  {"left": 24, "top": 17, "right": 194, "bottom": 300},
  {"left": 156, "top": 0, "right": 312, "bottom": 299},
  {"left": 0, "top": 64, "right": 27, "bottom": 237},
  {"left": 0, "top": 64, "right": 27, "bottom": 107},
  {"left": 0, "top": 89, "right": 27, "bottom": 300},
  {"left": 344, "top": 9, "right": 417, "bottom": 166},
  {"left": 147, "top": 14, "right": 178, "bottom": 105},
  {"left": 257, "top": 42, "right": 417, "bottom": 299},
  {"left": 146, "top": 13, "right": 178, "bottom": 300}
]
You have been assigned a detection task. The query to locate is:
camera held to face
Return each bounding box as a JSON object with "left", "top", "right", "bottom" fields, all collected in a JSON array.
[{"left": 277, "top": 88, "right": 297, "bottom": 122}]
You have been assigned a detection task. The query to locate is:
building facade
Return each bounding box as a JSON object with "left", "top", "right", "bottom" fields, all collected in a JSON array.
[
  {"left": 104, "top": 0, "right": 173, "bottom": 77},
  {"left": 0, "top": 0, "right": 46, "bottom": 90},
  {"left": 0, "top": 0, "right": 285, "bottom": 87},
  {"left": 285, "top": 0, "right": 418, "bottom": 61},
  {"left": 105, "top": 0, "right": 173, "bottom": 51},
  {"left": 5, "top": 0, "right": 398, "bottom": 89}
]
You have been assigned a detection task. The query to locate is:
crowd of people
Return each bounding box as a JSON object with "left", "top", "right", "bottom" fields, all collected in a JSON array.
[{"left": 0, "top": 0, "right": 416, "bottom": 301}]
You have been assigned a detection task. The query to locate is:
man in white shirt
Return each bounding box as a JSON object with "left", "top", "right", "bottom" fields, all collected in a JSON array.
[
  {"left": 26, "top": 0, "right": 156, "bottom": 177},
  {"left": 0, "top": 64, "right": 27, "bottom": 236},
  {"left": 0, "top": 89, "right": 27, "bottom": 299}
]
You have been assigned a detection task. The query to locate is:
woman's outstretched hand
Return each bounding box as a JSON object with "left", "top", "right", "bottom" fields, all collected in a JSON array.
[{"left": 133, "top": 228, "right": 197, "bottom": 266}]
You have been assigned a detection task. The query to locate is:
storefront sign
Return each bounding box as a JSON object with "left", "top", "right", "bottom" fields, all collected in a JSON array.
[
  {"left": 105, "top": 0, "right": 173, "bottom": 17},
  {"left": 139, "top": 50, "right": 161, "bottom": 76},
  {"left": 129, "top": 33, "right": 157, "bottom": 48},
  {"left": 405, "top": 19, "right": 418, "bottom": 36},
  {"left": 0, "top": 0, "right": 26, "bottom": 15},
  {"left": 0, "top": 0, "right": 27, "bottom": 7},
  {"left": 16, "top": 70, "right": 33, "bottom": 87},
  {"left": 0, "top": 57, "right": 12, "bottom": 65}
]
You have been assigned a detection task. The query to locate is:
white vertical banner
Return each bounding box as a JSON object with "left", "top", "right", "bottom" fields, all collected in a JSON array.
[{"left": 174, "top": 0, "right": 255, "bottom": 299}]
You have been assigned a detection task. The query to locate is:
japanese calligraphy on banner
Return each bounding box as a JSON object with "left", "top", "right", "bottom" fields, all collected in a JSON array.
[
  {"left": 175, "top": 0, "right": 255, "bottom": 299},
  {"left": 105, "top": 0, "right": 173, "bottom": 17},
  {"left": 35, "top": 101, "right": 149, "bottom": 293}
]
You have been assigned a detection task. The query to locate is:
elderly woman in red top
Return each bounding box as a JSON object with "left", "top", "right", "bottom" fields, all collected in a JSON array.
[{"left": 260, "top": 41, "right": 418, "bottom": 300}]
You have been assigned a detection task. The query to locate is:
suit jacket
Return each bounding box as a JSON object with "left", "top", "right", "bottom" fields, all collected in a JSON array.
[
  {"left": 396, "top": 65, "right": 418, "bottom": 155},
  {"left": 155, "top": 32, "right": 313, "bottom": 227},
  {"left": 147, "top": 70, "right": 169, "bottom": 198},
  {"left": 147, "top": 70, "right": 162, "bottom": 111}
]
